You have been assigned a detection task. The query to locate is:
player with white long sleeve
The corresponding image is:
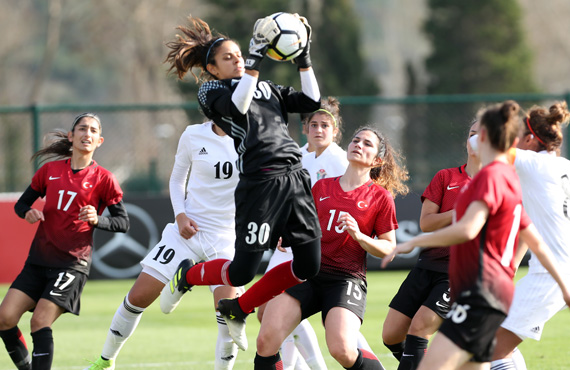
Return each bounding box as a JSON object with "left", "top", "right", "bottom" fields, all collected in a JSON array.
[{"left": 84, "top": 121, "right": 242, "bottom": 370}]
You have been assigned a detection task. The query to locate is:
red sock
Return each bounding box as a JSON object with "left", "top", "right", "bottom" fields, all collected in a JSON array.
[
  {"left": 186, "top": 259, "right": 232, "bottom": 286},
  {"left": 238, "top": 261, "right": 302, "bottom": 314}
]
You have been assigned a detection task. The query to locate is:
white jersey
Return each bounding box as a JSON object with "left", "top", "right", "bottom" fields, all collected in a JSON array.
[
  {"left": 514, "top": 149, "right": 570, "bottom": 273},
  {"left": 302, "top": 142, "right": 348, "bottom": 186},
  {"left": 170, "top": 121, "right": 239, "bottom": 234},
  {"left": 300, "top": 143, "right": 310, "bottom": 156}
]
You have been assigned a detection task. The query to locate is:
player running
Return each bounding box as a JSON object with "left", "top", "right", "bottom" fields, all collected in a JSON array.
[
  {"left": 0, "top": 113, "right": 129, "bottom": 370},
  {"left": 382, "top": 119, "right": 481, "bottom": 369},
  {"left": 383, "top": 100, "right": 570, "bottom": 370},
  {"left": 491, "top": 101, "right": 570, "bottom": 369},
  {"left": 256, "top": 126, "right": 409, "bottom": 370},
  {"left": 84, "top": 121, "right": 242, "bottom": 370},
  {"left": 160, "top": 14, "right": 322, "bottom": 353}
]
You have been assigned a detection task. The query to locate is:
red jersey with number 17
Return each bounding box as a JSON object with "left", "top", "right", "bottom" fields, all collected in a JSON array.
[
  {"left": 312, "top": 177, "right": 398, "bottom": 282},
  {"left": 29, "top": 159, "right": 123, "bottom": 274},
  {"left": 450, "top": 161, "right": 530, "bottom": 313}
]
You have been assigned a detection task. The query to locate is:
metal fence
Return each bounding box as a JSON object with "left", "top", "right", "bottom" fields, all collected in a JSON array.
[{"left": 2, "top": 92, "right": 569, "bottom": 195}]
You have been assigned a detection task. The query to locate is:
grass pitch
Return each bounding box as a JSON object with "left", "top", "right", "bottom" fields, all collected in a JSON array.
[{"left": 0, "top": 267, "right": 569, "bottom": 369}]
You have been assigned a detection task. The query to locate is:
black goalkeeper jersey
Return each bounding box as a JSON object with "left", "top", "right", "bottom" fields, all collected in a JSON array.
[{"left": 198, "top": 78, "right": 320, "bottom": 176}]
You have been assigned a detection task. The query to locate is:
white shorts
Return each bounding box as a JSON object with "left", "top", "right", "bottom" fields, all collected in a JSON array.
[
  {"left": 140, "top": 223, "right": 236, "bottom": 293},
  {"left": 501, "top": 272, "right": 569, "bottom": 340},
  {"left": 265, "top": 247, "right": 293, "bottom": 272}
]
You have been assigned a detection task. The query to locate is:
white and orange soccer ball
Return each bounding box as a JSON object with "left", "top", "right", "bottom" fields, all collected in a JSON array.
[{"left": 266, "top": 12, "right": 309, "bottom": 62}]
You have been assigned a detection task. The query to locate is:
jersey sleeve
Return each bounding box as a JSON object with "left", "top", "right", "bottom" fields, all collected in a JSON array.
[
  {"left": 198, "top": 80, "right": 246, "bottom": 121},
  {"left": 30, "top": 162, "right": 48, "bottom": 195},
  {"left": 101, "top": 171, "right": 123, "bottom": 208},
  {"left": 170, "top": 128, "right": 192, "bottom": 217},
  {"left": 421, "top": 169, "right": 446, "bottom": 206},
  {"left": 374, "top": 191, "right": 398, "bottom": 236}
]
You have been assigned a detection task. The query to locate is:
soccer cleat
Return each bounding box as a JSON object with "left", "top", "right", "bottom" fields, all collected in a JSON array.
[
  {"left": 217, "top": 298, "right": 249, "bottom": 351},
  {"left": 83, "top": 357, "right": 115, "bottom": 370},
  {"left": 160, "top": 259, "right": 195, "bottom": 314}
]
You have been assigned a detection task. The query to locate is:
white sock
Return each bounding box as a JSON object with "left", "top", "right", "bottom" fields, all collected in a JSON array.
[
  {"left": 294, "top": 354, "right": 311, "bottom": 370},
  {"left": 215, "top": 312, "right": 239, "bottom": 370},
  {"left": 292, "top": 319, "right": 327, "bottom": 369},
  {"left": 281, "top": 334, "right": 300, "bottom": 370},
  {"left": 101, "top": 296, "right": 145, "bottom": 360},
  {"left": 490, "top": 347, "right": 527, "bottom": 370},
  {"left": 490, "top": 358, "right": 516, "bottom": 370},
  {"left": 356, "top": 331, "right": 373, "bottom": 353},
  {"left": 511, "top": 347, "right": 527, "bottom": 370}
]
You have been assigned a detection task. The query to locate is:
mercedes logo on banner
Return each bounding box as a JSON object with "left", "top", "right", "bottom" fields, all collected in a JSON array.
[{"left": 92, "top": 203, "right": 159, "bottom": 279}]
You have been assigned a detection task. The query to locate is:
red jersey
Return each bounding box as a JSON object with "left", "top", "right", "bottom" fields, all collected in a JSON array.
[
  {"left": 312, "top": 177, "right": 398, "bottom": 281},
  {"left": 418, "top": 164, "right": 471, "bottom": 272},
  {"left": 28, "top": 159, "right": 123, "bottom": 273},
  {"left": 449, "top": 161, "right": 530, "bottom": 313}
]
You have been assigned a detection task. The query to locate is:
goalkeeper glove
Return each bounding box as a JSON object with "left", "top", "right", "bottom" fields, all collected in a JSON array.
[
  {"left": 292, "top": 15, "right": 312, "bottom": 70},
  {"left": 245, "top": 17, "right": 280, "bottom": 71}
]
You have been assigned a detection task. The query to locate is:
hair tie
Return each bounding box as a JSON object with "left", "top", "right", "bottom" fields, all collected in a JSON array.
[
  {"left": 203, "top": 38, "right": 225, "bottom": 69},
  {"left": 526, "top": 117, "right": 546, "bottom": 146},
  {"left": 71, "top": 113, "right": 100, "bottom": 130},
  {"left": 314, "top": 109, "right": 337, "bottom": 127}
]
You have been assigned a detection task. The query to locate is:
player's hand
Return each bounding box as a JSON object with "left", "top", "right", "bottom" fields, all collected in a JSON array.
[
  {"left": 245, "top": 37, "right": 269, "bottom": 71},
  {"left": 292, "top": 14, "right": 312, "bottom": 69},
  {"left": 337, "top": 212, "right": 360, "bottom": 239},
  {"left": 245, "top": 16, "right": 280, "bottom": 71},
  {"left": 24, "top": 208, "right": 45, "bottom": 224},
  {"left": 276, "top": 237, "right": 288, "bottom": 252},
  {"left": 381, "top": 242, "right": 416, "bottom": 269},
  {"left": 79, "top": 205, "right": 99, "bottom": 226},
  {"left": 176, "top": 213, "right": 199, "bottom": 239},
  {"left": 253, "top": 16, "right": 280, "bottom": 45}
]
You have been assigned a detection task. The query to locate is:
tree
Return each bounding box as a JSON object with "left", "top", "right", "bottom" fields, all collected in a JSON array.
[
  {"left": 424, "top": 0, "right": 536, "bottom": 94},
  {"left": 403, "top": 0, "right": 538, "bottom": 190}
]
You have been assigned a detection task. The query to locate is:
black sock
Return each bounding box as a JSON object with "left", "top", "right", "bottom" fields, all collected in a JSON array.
[
  {"left": 397, "top": 334, "right": 429, "bottom": 370},
  {"left": 254, "top": 352, "right": 282, "bottom": 370},
  {"left": 31, "top": 327, "right": 54, "bottom": 370},
  {"left": 384, "top": 340, "right": 405, "bottom": 361},
  {"left": 345, "top": 348, "right": 385, "bottom": 370},
  {"left": 0, "top": 326, "right": 31, "bottom": 370}
]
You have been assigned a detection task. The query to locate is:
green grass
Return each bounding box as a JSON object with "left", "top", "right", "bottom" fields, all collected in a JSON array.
[{"left": 0, "top": 268, "right": 569, "bottom": 369}]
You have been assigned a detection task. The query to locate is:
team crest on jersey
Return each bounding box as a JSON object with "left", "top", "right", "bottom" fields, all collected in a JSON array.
[
  {"left": 356, "top": 200, "right": 369, "bottom": 209},
  {"left": 82, "top": 181, "right": 94, "bottom": 190},
  {"left": 316, "top": 169, "right": 327, "bottom": 180}
]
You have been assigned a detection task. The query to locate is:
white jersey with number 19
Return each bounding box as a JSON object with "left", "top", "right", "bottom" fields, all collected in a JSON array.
[{"left": 170, "top": 121, "right": 239, "bottom": 234}]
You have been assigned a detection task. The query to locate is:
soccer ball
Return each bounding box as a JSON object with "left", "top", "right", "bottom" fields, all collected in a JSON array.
[{"left": 266, "top": 12, "right": 308, "bottom": 62}]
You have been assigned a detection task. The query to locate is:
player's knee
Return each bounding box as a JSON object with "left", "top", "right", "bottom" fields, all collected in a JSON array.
[
  {"left": 227, "top": 269, "right": 256, "bottom": 287},
  {"left": 0, "top": 315, "right": 17, "bottom": 331},
  {"left": 328, "top": 342, "right": 355, "bottom": 367},
  {"left": 256, "top": 327, "right": 281, "bottom": 357},
  {"left": 291, "top": 239, "right": 320, "bottom": 280}
]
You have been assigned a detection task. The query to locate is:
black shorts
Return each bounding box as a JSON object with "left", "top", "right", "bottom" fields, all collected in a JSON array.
[
  {"left": 11, "top": 263, "right": 88, "bottom": 315},
  {"left": 389, "top": 267, "right": 450, "bottom": 319},
  {"left": 438, "top": 300, "right": 506, "bottom": 363},
  {"left": 286, "top": 273, "right": 367, "bottom": 323},
  {"left": 235, "top": 165, "right": 321, "bottom": 252}
]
